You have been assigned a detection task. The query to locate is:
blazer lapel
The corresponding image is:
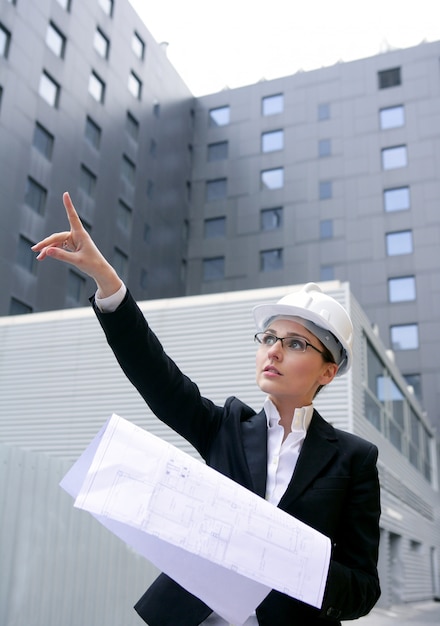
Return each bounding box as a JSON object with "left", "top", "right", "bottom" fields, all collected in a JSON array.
[
  {"left": 241, "top": 409, "right": 268, "bottom": 498},
  {"left": 277, "top": 410, "right": 338, "bottom": 511}
]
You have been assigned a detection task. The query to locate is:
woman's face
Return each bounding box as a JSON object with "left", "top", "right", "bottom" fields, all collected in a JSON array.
[{"left": 255, "top": 318, "right": 338, "bottom": 411}]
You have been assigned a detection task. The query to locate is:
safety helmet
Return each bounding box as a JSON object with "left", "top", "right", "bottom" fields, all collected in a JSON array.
[{"left": 252, "top": 282, "right": 353, "bottom": 376}]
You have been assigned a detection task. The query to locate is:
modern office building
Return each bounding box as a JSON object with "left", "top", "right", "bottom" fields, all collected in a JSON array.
[{"left": 0, "top": 0, "right": 194, "bottom": 315}]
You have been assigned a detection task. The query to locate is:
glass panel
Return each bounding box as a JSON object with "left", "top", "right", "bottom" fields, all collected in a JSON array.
[
  {"left": 10, "top": 298, "right": 32, "bottom": 315},
  {"left": 80, "top": 165, "right": 96, "bottom": 197},
  {"left": 0, "top": 25, "right": 11, "bottom": 58},
  {"left": 88, "top": 72, "right": 105, "bottom": 102},
  {"left": 17, "top": 236, "right": 36, "bottom": 273},
  {"left": 39, "top": 72, "right": 59, "bottom": 107},
  {"left": 318, "top": 103, "right": 330, "bottom": 120},
  {"left": 384, "top": 187, "right": 410, "bottom": 212},
  {"left": 388, "top": 276, "right": 416, "bottom": 302},
  {"left": 46, "top": 23, "right": 65, "bottom": 57},
  {"left": 94, "top": 29, "right": 109, "bottom": 58},
  {"left": 262, "top": 94, "right": 283, "bottom": 116},
  {"left": 203, "top": 257, "right": 225, "bottom": 281},
  {"left": 117, "top": 201, "right": 132, "bottom": 232},
  {"left": 382, "top": 145, "right": 407, "bottom": 169},
  {"left": 390, "top": 324, "right": 419, "bottom": 350},
  {"left": 25, "top": 178, "right": 47, "bottom": 214},
  {"left": 380, "top": 105, "right": 404, "bottom": 129},
  {"left": 386, "top": 231, "right": 413, "bottom": 256},
  {"left": 208, "top": 141, "right": 228, "bottom": 161},
  {"left": 132, "top": 32, "right": 145, "bottom": 59},
  {"left": 378, "top": 67, "right": 401, "bottom": 89},
  {"left": 261, "top": 207, "right": 283, "bottom": 231},
  {"left": 320, "top": 266, "right": 334, "bottom": 281},
  {"left": 204, "top": 217, "right": 226, "bottom": 238},
  {"left": 261, "top": 130, "right": 284, "bottom": 152},
  {"left": 320, "top": 219, "right": 333, "bottom": 239},
  {"left": 33, "top": 123, "right": 54, "bottom": 159},
  {"left": 99, "top": 0, "right": 113, "bottom": 17},
  {"left": 364, "top": 392, "right": 382, "bottom": 431},
  {"left": 121, "top": 155, "right": 136, "bottom": 186},
  {"left": 85, "top": 117, "right": 101, "bottom": 149},
  {"left": 260, "top": 249, "right": 283, "bottom": 271},
  {"left": 128, "top": 72, "right": 142, "bottom": 99},
  {"left": 261, "top": 168, "right": 283, "bottom": 190},
  {"left": 319, "top": 180, "right": 332, "bottom": 199},
  {"left": 209, "top": 106, "right": 230, "bottom": 127},
  {"left": 318, "top": 138, "right": 331, "bottom": 157},
  {"left": 206, "top": 179, "right": 227, "bottom": 200}
]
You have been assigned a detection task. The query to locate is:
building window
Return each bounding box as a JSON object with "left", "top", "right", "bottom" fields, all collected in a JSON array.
[
  {"left": 319, "top": 180, "right": 332, "bottom": 199},
  {"left": 378, "top": 67, "right": 401, "bottom": 89},
  {"left": 320, "top": 219, "right": 333, "bottom": 239},
  {"left": 80, "top": 165, "right": 97, "bottom": 197},
  {"left": 390, "top": 324, "right": 419, "bottom": 350},
  {"left": 67, "top": 270, "right": 85, "bottom": 303},
  {"left": 262, "top": 94, "right": 283, "bottom": 116},
  {"left": 388, "top": 276, "right": 416, "bottom": 302},
  {"left": 318, "top": 103, "right": 330, "bottom": 120},
  {"left": 132, "top": 31, "right": 145, "bottom": 59},
  {"left": 149, "top": 139, "right": 157, "bottom": 157},
  {"left": 261, "top": 207, "right": 283, "bottom": 231},
  {"left": 320, "top": 266, "right": 334, "bottom": 281},
  {"left": 206, "top": 178, "right": 227, "bottom": 201},
  {"left": 380, "top": 105, "right": 404, "bottom": 130},
  {"left": 0, "top": 23, "right": 11, "bottom": 58},
  {"left": 209, "top": 106, "right": 230, "bottom": 127},
  {"left": 207, "top": 141, "right": 228, "bottom": 161},
  {"left": 384, "top": 186, "right": 410, "bottom": 212},
  {"left": 153, "top": 102, "right": 160, "bottom": 118},
  {"left": 46, "top": 22, "right": 66, "bottom": 58},
  {"left": 99, "top": 0, "right": 114, "bottom": 17},
  {"left": 33, "top": 122, "right": 54, "bottom": 160},
  {"left": 39, "top": 71, "right": 60, "bottom": 107},
  {"left": 261, "top": 168, "right": 284, "bottom": 190},
  {"left": 121, "top": 155, "right": 136, "bottom": 186},
  {"left": 128, "top": 71, "right": 142, "bottom": 99},
  {"left": 318, "top": 138, "right": 331, "bottom": 157},
  {"left": 386, "top": 230, "right": 413, "bottom": 256},
  {"left": 85, "top": 116, "right": 101, "bottom": 149},
  {"left": 117, "top": 200, "right": 132, "bottom": 233},
  {"left": 25, "top": 177, "right": 47, "bottom": 214},
  {"left": 261, "top": 130, "right": 284, "bottom": 153},
  {"left": 126, "top": 111, "right": 139, "bottom": 142},
  {"left": 113, "top": 248, "right": 128, "bottom": 281},
  {"left": 204, "top": 217, "right": 226, "bottom": 238},
  {"left": 56, "top": 0, "right": 71, "bottom": 9},
  {"left": 88, "top": 71, "right": 105, "bottom": 103},
  {"left": 203, "top": 257, "right": 225, "bottom": 281},
  {"left": 260, "top": 248, "right": 283, "bottom": 272},
  {"left": 10, "top": 298, "right": 32, "bottom": 315},
  {"left": 17, "top": 235, "right": 36, "bottom": 274},
  {"left": 382, "top": 145, "right": 407, "bottom": 170},
  {"left": 94, "top": 28, "right": 110, "bottom": 59}
]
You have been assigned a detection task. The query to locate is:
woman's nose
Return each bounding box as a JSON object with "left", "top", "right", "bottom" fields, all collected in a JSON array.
[{"left": 267, "top": 338, "right": 283, "bottom": 358}]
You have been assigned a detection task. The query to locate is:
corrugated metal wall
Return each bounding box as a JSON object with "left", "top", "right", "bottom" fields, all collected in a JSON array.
[{"left": 1, "top": 281, "right": 439, "bottom": 623}]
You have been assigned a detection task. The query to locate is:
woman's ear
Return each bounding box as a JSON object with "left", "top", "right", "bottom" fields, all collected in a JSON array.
[{"left": 319, "top": 362, "right": 339, "bottom": 386}]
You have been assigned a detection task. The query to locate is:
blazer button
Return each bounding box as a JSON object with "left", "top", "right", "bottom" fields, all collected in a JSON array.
[{"left": 326, "top": 607, "right": 342, "bottom": 619}]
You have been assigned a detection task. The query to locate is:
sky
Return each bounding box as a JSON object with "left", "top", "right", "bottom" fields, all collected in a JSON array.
[{"left": 128, "top": 0, "right": 440, "bottom": 97}]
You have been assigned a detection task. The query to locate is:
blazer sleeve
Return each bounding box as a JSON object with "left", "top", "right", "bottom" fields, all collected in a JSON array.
[
  {"left": 320, "top": 441, "right": 381, "bottom": 621},
  {"left": 91, "top": 290, "right": 224, "bottom": 458}
]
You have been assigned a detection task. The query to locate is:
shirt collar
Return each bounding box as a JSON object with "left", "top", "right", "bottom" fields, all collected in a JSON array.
[{"left": 263, "top": 396, "right": 314, "bottom": 433}]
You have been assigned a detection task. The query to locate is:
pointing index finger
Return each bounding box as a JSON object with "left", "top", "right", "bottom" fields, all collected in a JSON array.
[{"left": 63, "top": 192, "right": 84, "bottom": 231}]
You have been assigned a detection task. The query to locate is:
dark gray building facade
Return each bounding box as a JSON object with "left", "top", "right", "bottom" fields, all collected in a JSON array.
[
  {"left": 0, "top": 0, "right": 194, "bottom": 314},
  {"left": 1, "top": 0, "right": 439, "bottom": 433}
]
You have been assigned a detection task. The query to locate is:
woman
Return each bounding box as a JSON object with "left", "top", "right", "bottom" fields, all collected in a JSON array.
[{"left": 33, "top": 193, "right": 381, "bottom": 625}]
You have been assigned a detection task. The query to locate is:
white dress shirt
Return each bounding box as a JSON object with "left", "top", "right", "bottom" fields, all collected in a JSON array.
[{"left": 95, "top": 287, "right": 314, "bottom": 626}]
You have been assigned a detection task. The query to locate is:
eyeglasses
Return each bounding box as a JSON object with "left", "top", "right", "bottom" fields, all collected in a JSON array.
[{"left": 254, "top": 332, "right": 324, "bottom": 355}]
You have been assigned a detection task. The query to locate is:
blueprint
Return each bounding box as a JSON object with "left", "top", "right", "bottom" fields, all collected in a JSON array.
[{"left": 62, "top": 414, "right": 331, "bottom": 624}]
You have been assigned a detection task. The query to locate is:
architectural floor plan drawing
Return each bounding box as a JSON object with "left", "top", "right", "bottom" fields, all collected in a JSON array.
[{"left": 63, "top": 414, "right": 331, "bottom": 624}]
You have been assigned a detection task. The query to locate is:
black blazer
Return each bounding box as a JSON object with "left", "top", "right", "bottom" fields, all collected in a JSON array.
[{"left": 93, "top": 291, "right": 381, "bottom": 626}]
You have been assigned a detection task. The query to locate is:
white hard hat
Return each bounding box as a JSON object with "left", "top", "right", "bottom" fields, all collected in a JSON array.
[{"left": 252, "top": 282, "right": 353, "bottom": 376}]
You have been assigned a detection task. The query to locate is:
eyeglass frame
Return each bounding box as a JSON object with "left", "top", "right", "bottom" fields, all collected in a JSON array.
[{"left": 254, "top": 331, "right": 325, "bottom": 355}]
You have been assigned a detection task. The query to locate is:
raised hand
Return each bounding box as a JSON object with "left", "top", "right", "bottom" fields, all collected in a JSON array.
[{"left": 32, "top": 192, "right": 122, "bottom": 298}]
